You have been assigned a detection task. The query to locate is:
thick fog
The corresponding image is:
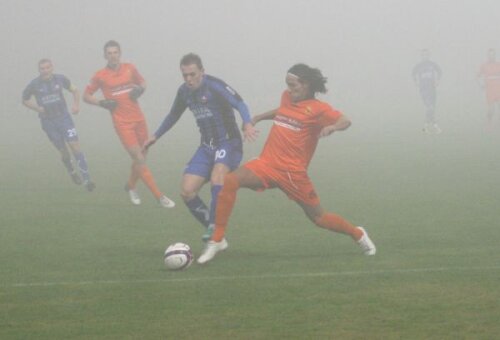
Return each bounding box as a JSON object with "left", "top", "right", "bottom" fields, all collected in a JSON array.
[{"left": 2, "top": 0, "right": 500, "bottom": 174}]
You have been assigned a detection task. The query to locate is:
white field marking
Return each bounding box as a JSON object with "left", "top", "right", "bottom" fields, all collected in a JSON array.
[{"left": 3, "top": 265, "right": 500, "bottom": 289}]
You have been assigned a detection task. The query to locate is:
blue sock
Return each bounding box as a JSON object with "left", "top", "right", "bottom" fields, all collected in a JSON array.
[
  {"left": 209, "top": 184, "right": 223, "bottom": 226},
  {"left": 74, "top": 152, "right": 90, "bottom": 182},
  {"left": 185, "top": 196, "right": 209, "bottom": 228}
]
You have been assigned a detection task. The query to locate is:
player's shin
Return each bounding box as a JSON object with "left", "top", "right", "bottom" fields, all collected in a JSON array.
[
  {"left": 136, "top": 163, "right": 162, "bottom": 199},
  {"left": 74, "top": 152, "right": 90, "bottom": 182},
  {"left": 209, "top": 184, "right": 223, "bottom": 226},
  {"left": 185, "top": 196, "right": 210, "bottom": 228},
  {"left": 127, "top": 163, "right": 140, "bottom": 189},
  {"left": 201, "top": 184, "right": 223, "bottom": 241},
  {"left": 61, "top": 153, "right": 74, "bottom": 173},
  {"left": 314, "top": 213, "right": 363, "bottom": 241},
  {"left": 212, "top": 175, "right": 240, "bottom": 242}
]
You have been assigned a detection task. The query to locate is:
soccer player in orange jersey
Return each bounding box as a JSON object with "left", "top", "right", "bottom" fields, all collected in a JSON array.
[
  {"left": 198, "top": 64, "right": 376, "bottom": 264},
  {"left": 477, "top": 48, "right": 500, "bottom": 127},
  {"left": 83, "top": 40, "right": 175, "bottom": 208}
]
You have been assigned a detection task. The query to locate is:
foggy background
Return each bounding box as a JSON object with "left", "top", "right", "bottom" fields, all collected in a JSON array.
[{"left": 1, "top": 0, "right": 500, "bottom": 191}]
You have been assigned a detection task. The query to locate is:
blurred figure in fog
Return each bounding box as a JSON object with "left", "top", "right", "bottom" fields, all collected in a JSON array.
[
  {"left": 22, "top": 59, "right": 95, "bottom": 191},
  {"left": 412, "top": 49, "right": 442, "bottom": 134},
  {"left": 143, "top": 53, "right": 257, "bottom": 241},
  {"left": 477, "top": 48, "right": 500, "bottom": 128}
]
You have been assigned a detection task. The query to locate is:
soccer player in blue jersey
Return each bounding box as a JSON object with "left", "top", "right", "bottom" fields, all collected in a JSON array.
[
  {"left": 144, "top": 53, "right": 257, "bottom": 240},
  {"left": 412, "top": 49, "right": 442, "bottom": 134},
  {"left": 22, "top": 59, "right": 95, "bottom": 191}
]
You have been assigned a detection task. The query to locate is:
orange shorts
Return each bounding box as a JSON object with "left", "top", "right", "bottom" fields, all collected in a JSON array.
[
  {"left": 113, "top": 119, "right": 148, "bottom": 149},
  {"left": 244, "top": 158, "right": 320, "bottom": 206}
]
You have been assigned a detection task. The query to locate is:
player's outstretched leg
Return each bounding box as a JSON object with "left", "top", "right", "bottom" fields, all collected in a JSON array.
[{"left": 310, "top": 209, "right": 376, "bottom": 256}]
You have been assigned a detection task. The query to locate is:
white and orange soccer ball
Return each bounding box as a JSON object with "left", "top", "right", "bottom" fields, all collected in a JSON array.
[{"left": 164, "top": 243, "right": 194, "bottom": 270}]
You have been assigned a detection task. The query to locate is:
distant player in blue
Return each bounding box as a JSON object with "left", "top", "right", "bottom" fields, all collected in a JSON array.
[
  {"left": 22, "top": 59, "right": 95, "bottom": 191},
  {"left": 412, "top": 49, "right": 442, "bottom": 134},
  {"left": 144, "top": 53, "right": 258, "bottom": 240}
]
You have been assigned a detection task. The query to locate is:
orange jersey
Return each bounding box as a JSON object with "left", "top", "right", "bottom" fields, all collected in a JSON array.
[
  {"left": 85, "top": 63, "right": 145, "bottom": 123},
  {"left": 259, "top": 91, "right": 342, "bottom": 172},
  {"left": 479, "top": 62, "right": 500, "bottom": 88}
]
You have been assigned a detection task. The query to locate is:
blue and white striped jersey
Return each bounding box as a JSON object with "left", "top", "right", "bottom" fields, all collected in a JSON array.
[
  {"left": 22, "top": 74, "right": 72, "bottom": 118},
  {"left": 155, "top": 75, "right": 251, "bottom": 146}
]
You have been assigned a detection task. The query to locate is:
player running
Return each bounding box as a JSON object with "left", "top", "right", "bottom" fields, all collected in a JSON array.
[
  {"left": 197, "top": 63, "right": 376, "bottom": 264},
  {"left": 477, "top": 48, "right": 500, "bottom": 128},
  {"left": 83, "top": 40, "right": 174, "bottom": 208},
  {"left": 144, "top": 53, "right": 257, "bottom": 240},
  {"left": 22, "top": 59, "right": 95, "bottom": 191},
  {"left": 412, "top": 49, "right": 442, "bottom": 134}
]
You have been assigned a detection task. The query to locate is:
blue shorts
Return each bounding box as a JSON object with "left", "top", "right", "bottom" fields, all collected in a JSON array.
[
  {"left": 40, "top": 114, "right": 78, "bottom": 150},
  {"left": 184, "top": 138, "right": 243, "bottom": 179}
]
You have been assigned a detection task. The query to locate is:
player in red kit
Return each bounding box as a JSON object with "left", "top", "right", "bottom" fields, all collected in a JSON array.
[
  {"left": 84, "top": 40, "right": 174, "bottom": 208},
  {"left": 198, "top": 63, "right": 376, "bottom": 264}
]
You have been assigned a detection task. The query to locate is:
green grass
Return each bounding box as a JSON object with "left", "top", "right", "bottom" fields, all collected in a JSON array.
[{"left": 1, "top": 123, "right": 500, "bottom": 339}]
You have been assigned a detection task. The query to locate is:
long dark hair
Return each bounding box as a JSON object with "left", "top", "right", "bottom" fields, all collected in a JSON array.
[{"left": 287, "top": 63, "right": 327, "bottom": 95}]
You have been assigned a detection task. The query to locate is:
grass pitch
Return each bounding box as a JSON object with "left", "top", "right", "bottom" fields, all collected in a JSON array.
[{"left": 1, "top": 120, "right": 499, "bottom": 339}]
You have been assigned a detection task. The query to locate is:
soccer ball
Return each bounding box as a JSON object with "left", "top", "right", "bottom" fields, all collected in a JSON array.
[{"left": 164, "top": 243, "right": 194, "bottom": 270}]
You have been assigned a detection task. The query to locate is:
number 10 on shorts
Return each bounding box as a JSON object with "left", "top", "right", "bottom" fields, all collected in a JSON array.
[{"left": 215, "top": 149, "right": 226, "bottom": 161}]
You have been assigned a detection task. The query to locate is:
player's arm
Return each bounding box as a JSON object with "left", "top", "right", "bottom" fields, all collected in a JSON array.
[
  {"left": 21, "top": 85, "right": 45, "bottom": 114},
  {"left": 129, "top": 65, "right": 146, "bottom": 101},
  {"left": 143, "top": 90, "right": 187, "bottom": 151},
  {"left": 83, "top": 91, "right": 99, "bottom": 105},
  {"left": 211, "top": 80, "right": 258, "bottom": 142},
  {"left": 252, "top": 109, "right": 278, "bottom": 125},
  {"left": 22, "top": 98, "right": 45, "bottom": 114},
  {"left": 238, "top": 102, "right": 258, "bottom": 142},
  {"left": 68, "top": 86, "right": 80, "bottom": 115},
  {"left": 319, "top": 114, "right": 351, "bottom": 138},
  {"left": 61, "top": 75, "right": 80, "bottom": 114},
  {"left": 83, "top": 77, "right": 117, "bottom": 111}
]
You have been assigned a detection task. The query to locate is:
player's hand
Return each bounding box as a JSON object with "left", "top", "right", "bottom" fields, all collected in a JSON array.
[
  {"left": 319, "top": 126, "right": 336, "bottom": 138},
  {"left": 243, "top": 122, "right": 259, "bottom": 142},
  {"left": 129, "top": 86, "right": 145, "bottom": 101},
  {"left": 37, "top": 106, "right": 46, "bottom": 114},
  {"left": 99, "top": 99, "right": 118, "bottom": 111},
  {"left": 142, "top": 136, "right": 157, "bottom": 153}
]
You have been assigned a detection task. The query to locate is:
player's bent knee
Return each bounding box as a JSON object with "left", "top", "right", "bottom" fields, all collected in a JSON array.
[{"left": 180, "top": 189, "right": 197, "bottom": 202}]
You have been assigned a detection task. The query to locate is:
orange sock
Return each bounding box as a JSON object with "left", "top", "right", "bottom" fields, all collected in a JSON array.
[
  {"left": 137, "top": 164, "right": 162, "bottom": 199},
  {"left": 314, "top": 213, "right": 363, "bottom": 241},
  {"left": 212, "top": 173, "right": 240, "bottom": 242},
  {"left": 128, "top": 164, "right": 140, "bottom": 189}
]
